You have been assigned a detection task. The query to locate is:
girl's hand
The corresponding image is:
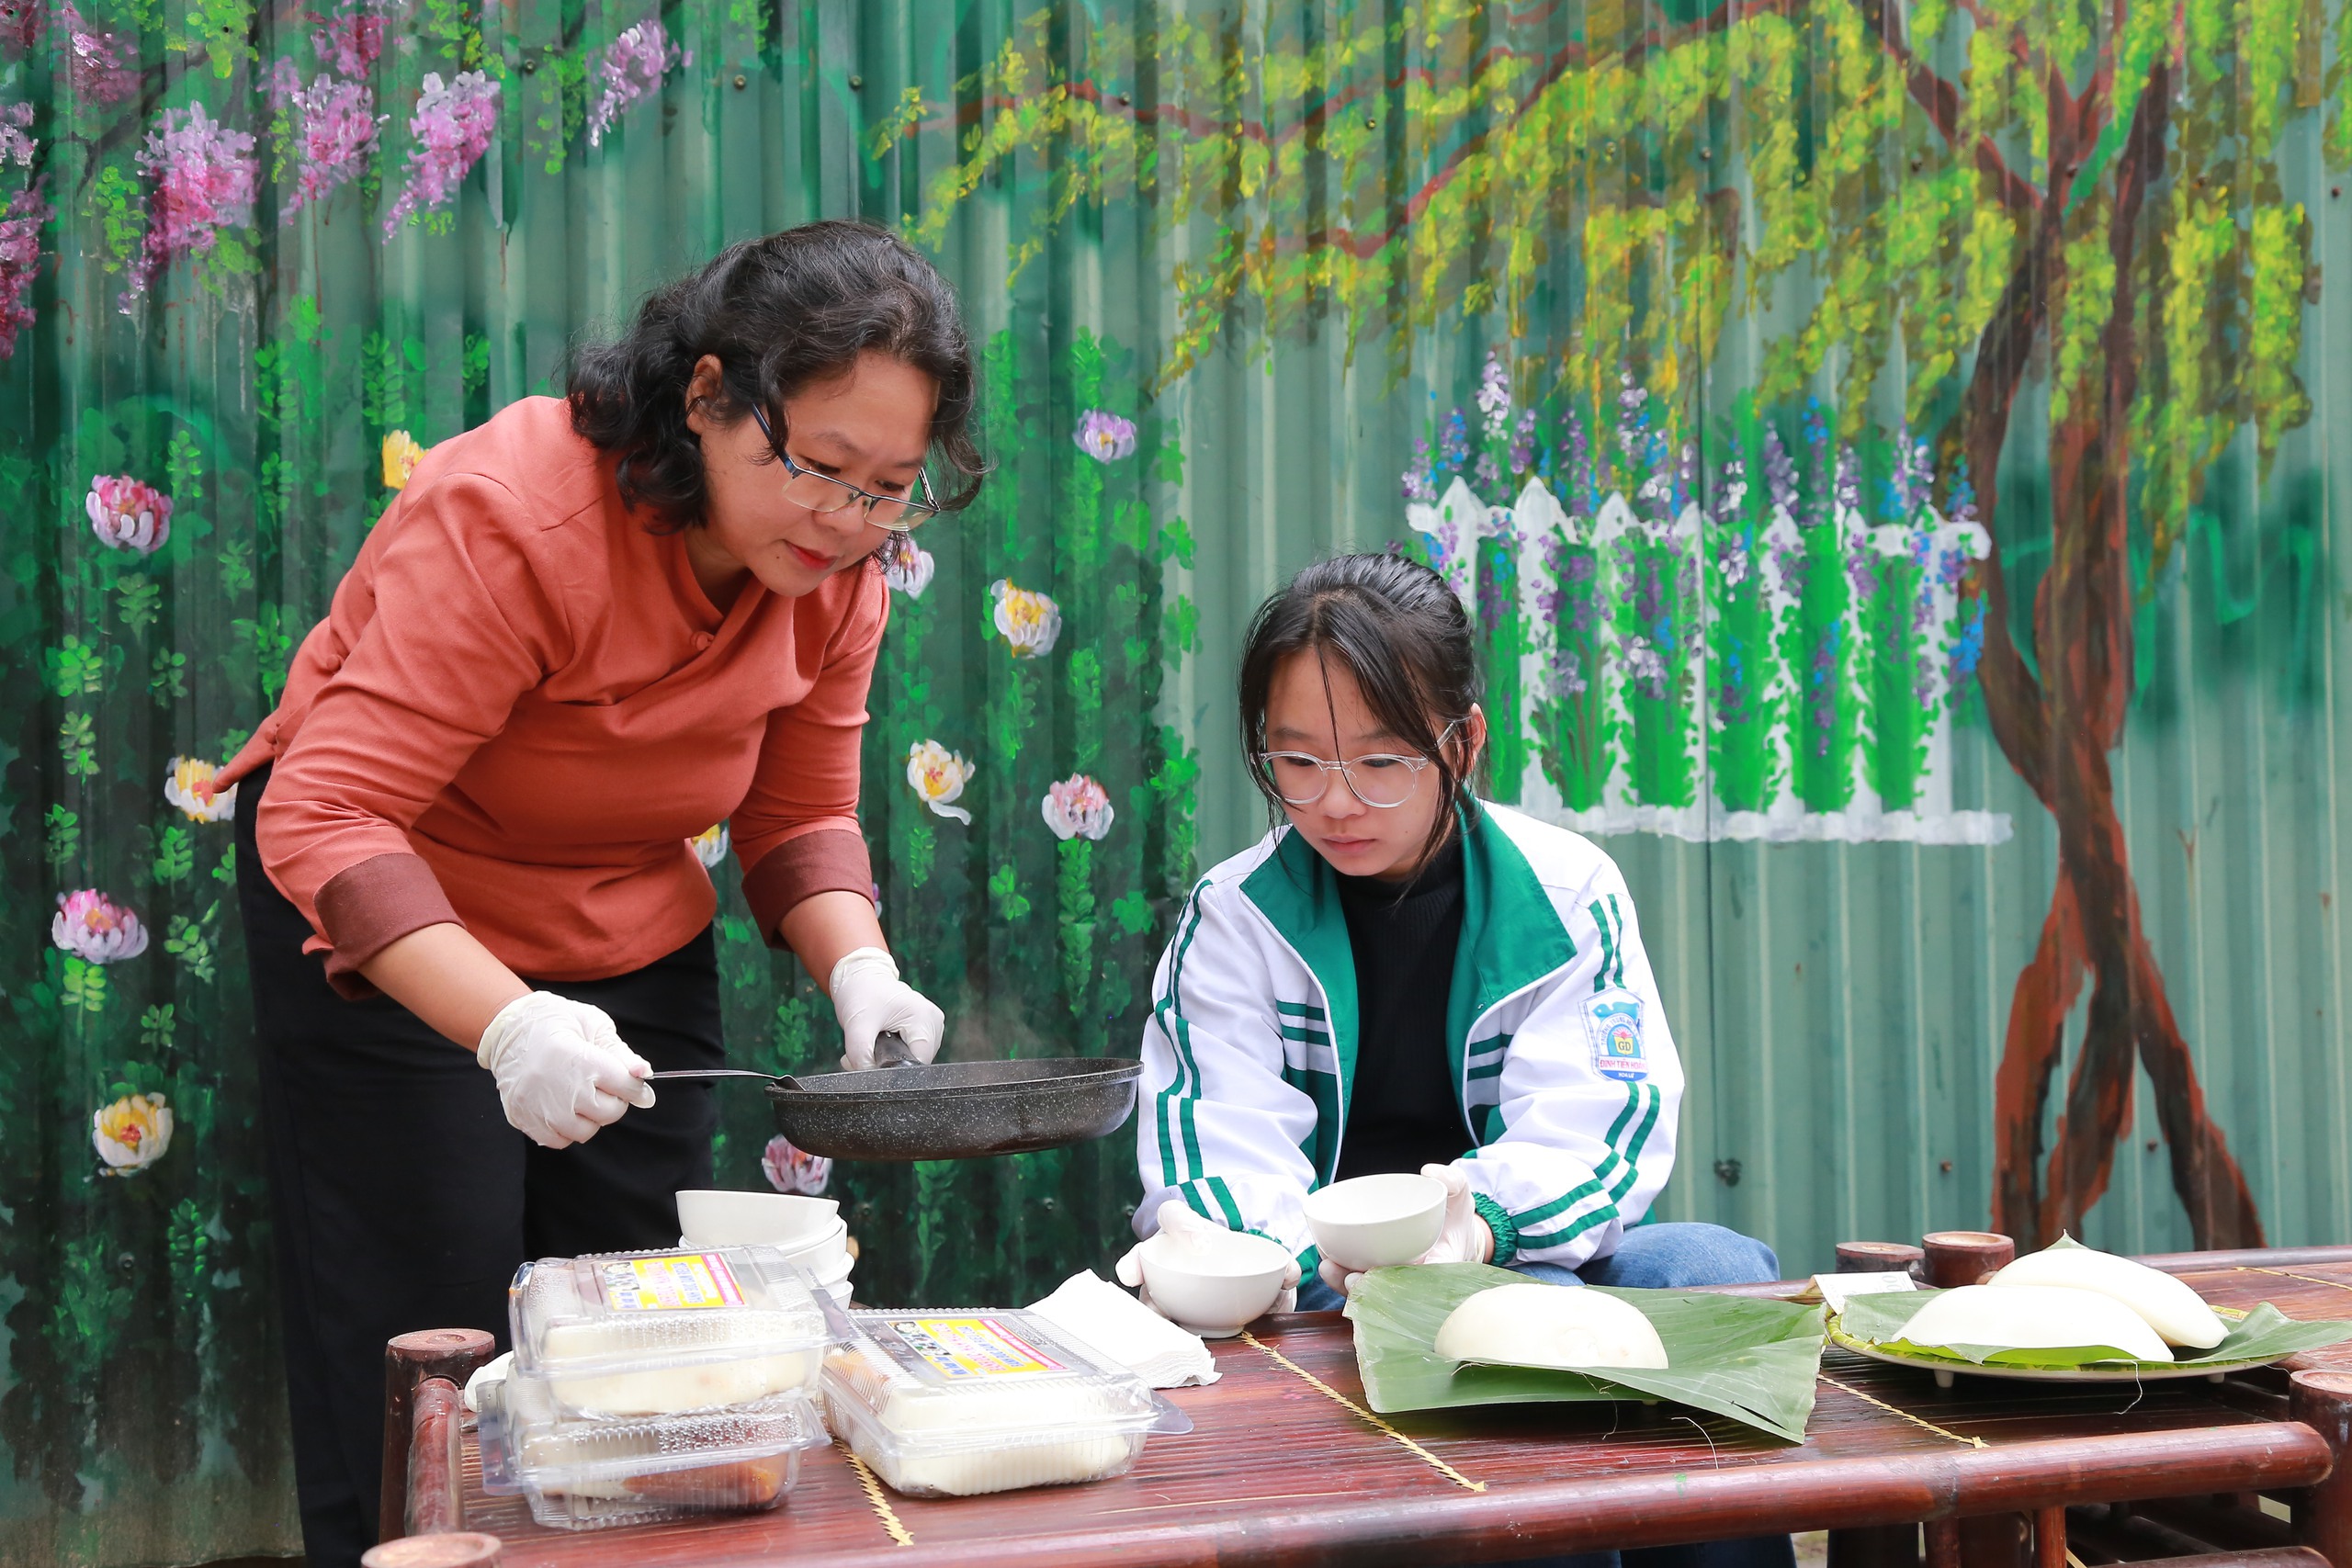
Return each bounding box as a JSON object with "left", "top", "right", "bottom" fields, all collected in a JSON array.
[{"left": 829, "top": 947, "right": 946, "bottom": 1070}]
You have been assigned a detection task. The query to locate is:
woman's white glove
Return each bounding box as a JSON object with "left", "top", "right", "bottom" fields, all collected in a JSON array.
[
  {"left": 476, "top": 991, "right": 655, "bottom": 1150},
  {"left": 1116, "top": 1200, "right": 1301, "bottom": 1315},
  {"left": 1316, "top": 1163, "right": 1494, "bottom": 1300},
  {"left": 829, "top": 947, "right": 946, "bottom": 1071}
]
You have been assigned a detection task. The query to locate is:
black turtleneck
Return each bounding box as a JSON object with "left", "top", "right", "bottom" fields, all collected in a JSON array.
[{"left": 1332, "top": 833, "right": 1471, "bottom": 1181}]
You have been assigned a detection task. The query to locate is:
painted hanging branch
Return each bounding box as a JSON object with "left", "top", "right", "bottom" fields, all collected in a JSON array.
[{"left": 888, "top": 0, "right": 2346, "bottom": 1246}]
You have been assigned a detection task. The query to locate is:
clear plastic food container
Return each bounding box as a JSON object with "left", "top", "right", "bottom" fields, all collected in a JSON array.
[
  {"left": 480, "top": 1372, "right": 828, "bottom": 1530},
  {"left": 508, "top": 1247, "right": 841, "bottom": 1416},
  {"left": 821, "top": 1309, "right": 1193, "bottom": 1498}
]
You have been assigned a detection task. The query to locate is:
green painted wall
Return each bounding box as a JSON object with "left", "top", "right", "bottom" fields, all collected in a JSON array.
[{"left": 4, "top": 0, "right": 2348, "bottom": 1562}]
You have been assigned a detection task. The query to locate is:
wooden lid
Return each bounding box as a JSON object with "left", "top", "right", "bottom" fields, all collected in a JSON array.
[
  {"left": 388, "top": 1328, "right": 496, "bottom": 1362},
  {"left": 360, "top": 1532, "right": 503, "bottom": 1568}
]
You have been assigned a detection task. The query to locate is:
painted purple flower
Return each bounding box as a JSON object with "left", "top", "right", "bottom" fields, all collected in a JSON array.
[
  {"left": 1473, "top": 451, "right": 1499, "bottom": 491},
  {"left": 1509, "top": 406, "right": 1535, "bottom": 478},
  {"left": 1476, "top": 350, "right": 1511, "bottom": 437},
  {"left": 53, "top": 890, "right": 148, "bottom": 963},
  {"left": 586, "top": 18, "right": 685, "bottom": 148},
  {"left": 85, "top": 474, "right": 172, "bottom": 554},
  {"left": 59, "top": 4, "right": 134, "bottom": 103},
  {"left": 125, "top": 103, "right": 256, "bottom": 302},
  {"left": 762, "top": 1134, "right": 831, "bottom": 1196},
  {"left": 0, "top": 0, "right": 40, "bottom": 53},
  {"left": 1762, "top": 424, "right": 1796, "bottom": 514},
  {"left": 0, "top": 100, "right": 31, "bottom": 166},
  {"left": 1073, "top": 409, "right": 1137, "bottom": 462},
  {"left": 1439, "top": 407, "right": 1469, "bottom": 473},
  {"left": 1946, "top": 459, "right": 1979, "bottom": 529},
  {"left": 310, "top": 1, "right": 387, "bottom": 77},
  {"left": 0, "top": 178, "right": 48, "bottom": 359},
  {"left": 277, "top": 72, "right": 382, "bottom": 218},
  {"left": 1399, "top": 434, "right": 1437, "bottom": 503},
  {"left": 383, "top": 71, "right": 498, "bottom": 237}
]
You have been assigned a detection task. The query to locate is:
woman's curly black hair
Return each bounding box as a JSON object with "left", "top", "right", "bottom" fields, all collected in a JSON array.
[{"left": 568, "top": 220, "right": 984, "bottom": 528}]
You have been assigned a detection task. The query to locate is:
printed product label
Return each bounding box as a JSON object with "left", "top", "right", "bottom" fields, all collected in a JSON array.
[
  {"left": 890, "top": 1316, "right": 1068, "bottom": 1380},
  {"left": 1584, "top": 991, "right": 1648, "bottom": 1082},
  {"left": 596, "top": 1253, "right": 746, "bottom": 1312}
]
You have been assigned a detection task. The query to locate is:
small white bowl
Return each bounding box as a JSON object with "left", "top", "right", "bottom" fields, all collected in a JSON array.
[
  {"left": 679, "top": 1216, "right": 847, "bottom": 1267},
  {"left": 674, "top": 1190, "right": 840, "bottom": 1248},
  {"left": 1304, "top": 1173, "right": 1447, "bottom": 1271},
  {"left": 1138, "top": 1227, "right": 1293, "bottom": 1337}
]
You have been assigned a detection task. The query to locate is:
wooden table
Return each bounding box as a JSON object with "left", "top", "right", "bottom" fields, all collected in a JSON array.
[{"left": 382, "top": 1249, "right": 2352, "bottom": 1568}]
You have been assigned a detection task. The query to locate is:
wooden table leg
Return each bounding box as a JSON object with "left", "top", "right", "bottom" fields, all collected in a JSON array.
[
  {"left": 1958, "top": 1512, "right": 2030, "bottom": 1568},
  {"left": 2033, "top": 1506, "right": 2066, "bottom": 1568},
  {"left": 404, "top": 1377, "right": 466, "bottom": 1537},
  {"left": 379, "top": 1328, "right": 497, "bottom": 1545},
  {"left": 1927, "top": 1518, "right": 1962, "bottom": 1568},
  {"left": 1829, "top": 1525, "right": 1921, "bottom": 1568},
  {"left": 2290, "top": 1370, "right": 2352, "bottom": 1568}
]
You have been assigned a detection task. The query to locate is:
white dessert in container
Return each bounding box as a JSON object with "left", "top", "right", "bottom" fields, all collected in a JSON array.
[
  {"left": 821, "top": 1309, "right": 1192, "bottom": 1497},
  {"left": 508, "top": 1247, "right": 842, "bottom": 1417}
]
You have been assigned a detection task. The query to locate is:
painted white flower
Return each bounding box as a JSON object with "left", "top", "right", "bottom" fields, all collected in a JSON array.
[
  {"left": 990, "top": 579, "right": 1061, "bottom": 659},
  {"left": 881, "top": 536, "right": 933, "bottom": 597},
  {"left": 907, "top": 740, "right": 976, "bottom": 824},
  {"left": 94, "top": 1092, "right": 172, "bottom": 1175},
  {"left": 690, "top": 822, "right": 729, "bottom": 868},
  {"left": 1041, "top": 773, "right": 1114, "bottom": 841},
  {"left": 163, "top": 756, "right": 236, "bottom": 823},
  {"left": 53, "top": 890, "right": 148, "bottom": 964},
  {"left": 762, "top": 1134, "right": 831, "bottom": 1196}
]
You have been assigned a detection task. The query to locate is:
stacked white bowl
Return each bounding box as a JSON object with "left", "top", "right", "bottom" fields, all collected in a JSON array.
[{"left": 676, "top": 1190, "right": 855, "bottom": 1306}]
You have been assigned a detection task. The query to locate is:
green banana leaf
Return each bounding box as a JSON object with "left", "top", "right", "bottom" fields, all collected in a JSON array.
[
  {"left": 1835, "top": 1288, "right": 2352, "bottom": 1370},
  {"left": 1344, "top": 1262, "right": 1826, "bottom": 1442}
]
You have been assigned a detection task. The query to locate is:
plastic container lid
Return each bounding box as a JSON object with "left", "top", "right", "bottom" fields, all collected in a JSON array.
[
  {"left": 821, "top": 1309, "right": 1191, "bottom": 1498},
  {"left": 480, "top": 1374, "right": 828, "bottom": 1530},
  {"left": 508, "top": 1247, "right": 841, "bottom": 1416}
]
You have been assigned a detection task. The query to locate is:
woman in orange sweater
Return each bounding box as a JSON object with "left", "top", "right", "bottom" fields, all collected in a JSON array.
[{"left": 216, "top": 221, "right": 978, "bottom": 1566}]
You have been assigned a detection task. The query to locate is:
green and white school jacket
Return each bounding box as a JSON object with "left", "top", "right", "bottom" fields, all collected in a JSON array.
[{"left": 1135, "top": 800, "right": 1680, "bottom": 1272}]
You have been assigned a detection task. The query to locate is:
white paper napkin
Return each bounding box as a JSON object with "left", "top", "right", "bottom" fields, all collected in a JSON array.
[{"left": 1026, "top": 1270, "right": 1221, "bottom": 1388}]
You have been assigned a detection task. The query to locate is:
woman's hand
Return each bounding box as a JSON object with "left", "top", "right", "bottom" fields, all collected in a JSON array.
[
  {"left": 1316, "top": 1163, "right": 1495, "bottom": 1299},
  {"left": 828, "top": 947, "right": 946, "bottom": 1069},
  {"left": 477, "top": 991, "right": 657, "bottom": 1148}
]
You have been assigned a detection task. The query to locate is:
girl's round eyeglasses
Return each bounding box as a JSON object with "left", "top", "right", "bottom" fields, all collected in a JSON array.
[
  {"left": 749, "top": 402, "right": 939, "bottom": 533},
  {"left": 1253, "top": 720, "right": 1461, "bottom": 808}
]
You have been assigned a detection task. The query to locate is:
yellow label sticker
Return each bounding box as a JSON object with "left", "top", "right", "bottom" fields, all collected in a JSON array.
[
  {"left": 597, "top": 1253, "right": 745, "bottom": 1312},
  {"left": 891, "top": 1316, "right": 1067, "bottom": 1380}
]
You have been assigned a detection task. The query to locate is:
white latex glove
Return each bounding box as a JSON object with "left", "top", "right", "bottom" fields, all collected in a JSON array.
[
  {"left": 1117, "top": 1199, "right": 1302, "bottom": 1315},
  {"left": 1316, "top": 1164, "right": 1494, "bottom": 1300},
  {"left": 476, "top": 991, "right": 655, "bottom": 1150},
  {"left": 830, "top": 947, "right": 946, "bottom": 1071}
]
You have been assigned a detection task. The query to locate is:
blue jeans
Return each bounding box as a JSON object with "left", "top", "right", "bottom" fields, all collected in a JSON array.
[{"left": 1304, "top": 1222, "right": 1794, "bottom": 1568}]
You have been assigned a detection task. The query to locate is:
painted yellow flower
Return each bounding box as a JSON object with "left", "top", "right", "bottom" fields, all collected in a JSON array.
[
  {"left": 689, "top": 822, "right": 729, "bottom": 868},
  {"left": 906, "top": 739, "right": 976, "bottom": 824},
  {"left": 989, "top": 579, "right": 1062, "bottom": 659},
  {"left": 163, "top": 756, "right": 236, "bottom": 823},
  {"left": 382, "top": 429, "right": 425, "bottom": 491},
  {"left": 94, "top": 1092, "right": 172, "bottom": 1176}
]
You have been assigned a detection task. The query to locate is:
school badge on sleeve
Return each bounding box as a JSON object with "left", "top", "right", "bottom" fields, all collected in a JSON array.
[{"left": 1584, "top": 992, "right": 1649, "bottom": 1081}]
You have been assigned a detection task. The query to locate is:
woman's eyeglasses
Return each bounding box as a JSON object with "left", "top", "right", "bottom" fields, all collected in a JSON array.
[
  {"left": 1252, "top": 721, "right": 1461, "bottom": 808},
  {"left": 749, "top": 403, "right": 939, "bottom": 532}
]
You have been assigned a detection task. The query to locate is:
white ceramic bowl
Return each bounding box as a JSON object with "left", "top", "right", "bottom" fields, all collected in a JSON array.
[
  {"left": 678, "top": 1215, "right": 847, "bottom": 1267},
  {"left": 1303, "top": 1173, "right": 1447, "bottom": 1271},
  {"left": 674, "top": 1190, "right": 840, "bottom": 1248},
  {"left": 1137, "top": 1227, "right": 1293, "bottom": 1336}
]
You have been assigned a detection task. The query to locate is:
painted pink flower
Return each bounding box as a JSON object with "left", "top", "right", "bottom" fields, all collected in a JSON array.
[
  {"left": 277, "top": 72, "right": 382, "bottom": 218},
  {"left": 125, "top": 102, "right": 256, "bottom": 303},
  {"left": 586, "top": 18, "right": 685, "bottom": 147},
  {"left": 1042, "top": 773, "right": 1114, "bottom": 841},
  {"left": 382, "top": 71, "right": 498, "bottom": 237},
  {"left": 52, "top": 890, "right": 148, "bottom": 964},
  {"left": 0, "top": 101, "right": 32, "bottom": 166},
  {"left": 0, "top": 0, "right": 40, "bottom": 53},
  {"left": 1073, "top": 410, "right": 1136, "bottom": 462},
  {"left": 310, "top": 2, "right": 386, "bottom": 77},
  {"left": 85, "top": 474, "right": 172, "bottom": 554},
  {"left": 762, "top": 1134, "right": 831, "bottom": 1196},
  {"left": 0, "top": 178, "right": 48, "bottom": 360},
  {"left": 58, "top": 4, "right": 135, "bottom": 105}
]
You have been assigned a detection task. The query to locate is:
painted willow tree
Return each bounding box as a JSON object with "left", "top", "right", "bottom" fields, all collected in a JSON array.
[{"left": 878, "top": 0, "right": 2350, "bottom": 1247}]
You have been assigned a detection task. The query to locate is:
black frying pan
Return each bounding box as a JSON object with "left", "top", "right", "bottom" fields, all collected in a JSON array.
[{"left": 649, "top": 1032, "right": 1142, "bottom": 1162}]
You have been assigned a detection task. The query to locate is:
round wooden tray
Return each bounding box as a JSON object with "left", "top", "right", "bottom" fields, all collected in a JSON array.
[{"left": 1826, "top": 1313, "right": 2282, "bottom": 1389}]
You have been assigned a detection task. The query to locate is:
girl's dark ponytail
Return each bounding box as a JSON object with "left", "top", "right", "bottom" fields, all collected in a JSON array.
[{"left": 1236, "top": 552, "right": 1483, "bottom": 870}]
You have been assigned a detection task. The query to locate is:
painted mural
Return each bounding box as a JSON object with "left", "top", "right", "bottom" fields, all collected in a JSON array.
[{"left": 0, "top": 0, "right": 2346, "bottom": 1562}]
